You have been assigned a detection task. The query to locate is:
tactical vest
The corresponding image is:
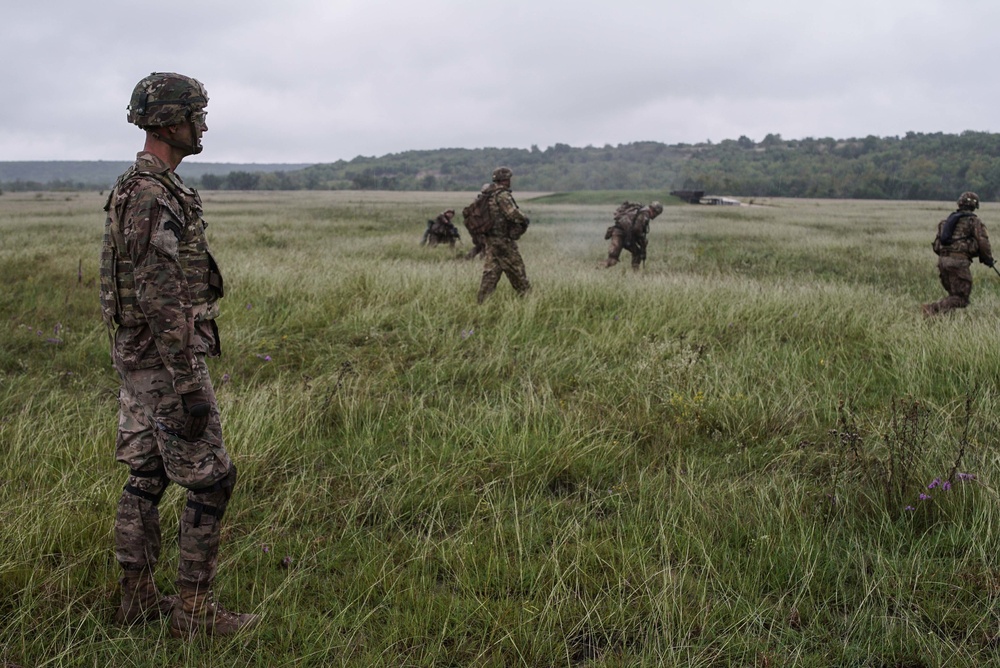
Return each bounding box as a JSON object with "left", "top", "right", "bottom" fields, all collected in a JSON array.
[{"left": 100, "top": 165, "right": 223, "bottom": 328}]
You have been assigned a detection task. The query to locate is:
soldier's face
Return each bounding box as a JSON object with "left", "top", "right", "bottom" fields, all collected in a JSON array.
[{"left": 182, "top": 109, "right": 208, "bottom": 154}]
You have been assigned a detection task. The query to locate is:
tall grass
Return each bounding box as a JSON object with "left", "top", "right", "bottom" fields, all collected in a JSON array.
[{"left": 3, "top": 190, "right": 1000, "bottom": 666}]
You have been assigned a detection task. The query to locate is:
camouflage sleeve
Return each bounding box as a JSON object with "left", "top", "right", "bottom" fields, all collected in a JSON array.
[
  {"left": 121, "top": 181, "right": 203, "bottom": 394},
  {"left": 495, "top": 191, "right": 528, "bottom": 225},
  {"left": 974, "top": 217, "right": 993, "bottom": 263}
]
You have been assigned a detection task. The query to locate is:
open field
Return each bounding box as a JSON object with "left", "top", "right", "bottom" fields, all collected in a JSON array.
[{"left": 3, "top": 190, "right": 1000, "bottom": 666}]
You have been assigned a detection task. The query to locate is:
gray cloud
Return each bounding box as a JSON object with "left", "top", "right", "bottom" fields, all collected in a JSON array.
[{"left": 3, "top": 0, "right": 997, "bottom": 164}]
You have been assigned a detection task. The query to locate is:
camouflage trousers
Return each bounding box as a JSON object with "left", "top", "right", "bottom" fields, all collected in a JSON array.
[
  {"left": 477, "top": 235, "right": 530, "bottom": 303},
  {"left": 924, "top": 255, "right": 973, "bottom": 315},
  {"left": 113, "top": 355, "right": 234, "bottom": 588},
  {"left": 603, "top": 228, "right": 645, "bottom": 269}
]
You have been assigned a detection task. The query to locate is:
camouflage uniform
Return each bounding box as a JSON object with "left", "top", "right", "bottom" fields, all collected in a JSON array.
[
  {"left": 923, "top": 192, "right": 995, "bottom": 316},
  {"left": 477, "top": 168, "right": 531, "bottom": 303},
  {"left": 101, "top": 150, "right": 234, "bottom": 590},
  {"left": 103, "top": 71, "right": 256, "bottom": 637},
  {"left": 422, "top": 210, "right": 461, "bottom": 247},
  {"left": 603, "top": 202, "right": 663, "bottom": 269}
]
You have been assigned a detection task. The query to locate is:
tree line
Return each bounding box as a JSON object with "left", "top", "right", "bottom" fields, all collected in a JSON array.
[{"left": 4, "top": 132, "right": 1000, "bottom": 200}]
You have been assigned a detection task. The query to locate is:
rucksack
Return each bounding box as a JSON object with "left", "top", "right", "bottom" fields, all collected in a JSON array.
[
  {"left": 462, "top": 190, "right": 495, "bottom": 236},
  {"left": 613, "top": 201, "right": 643, "bottom": 228}
]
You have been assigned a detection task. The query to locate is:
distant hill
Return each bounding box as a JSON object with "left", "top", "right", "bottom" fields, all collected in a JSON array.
[
  {"left": 0, "top": 161, "right": 311, "bottom": 189},
  {"left": 4, "top": 131, "right": 1000, "bottom": 201}
]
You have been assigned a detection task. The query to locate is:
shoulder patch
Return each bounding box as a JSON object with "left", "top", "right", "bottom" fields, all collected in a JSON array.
[{"left": 150, "top": 196, "right": 184, "bottom": 257}]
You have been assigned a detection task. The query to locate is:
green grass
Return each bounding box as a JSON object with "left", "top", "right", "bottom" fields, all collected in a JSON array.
[{"left": 3, "top": 190, "right": 1000, "bottom": 666}]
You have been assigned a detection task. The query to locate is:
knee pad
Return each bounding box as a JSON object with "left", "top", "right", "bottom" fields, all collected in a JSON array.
[
  {"left": 123, "top": 465, "right": 170, "bottom": 506},
  {"left": 184, "top": 465, "right": 237, "bottom": 528}
]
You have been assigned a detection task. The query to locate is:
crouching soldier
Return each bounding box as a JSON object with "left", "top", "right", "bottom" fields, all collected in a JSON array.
[
  {"left": 421, "top": 209, "right": 461, "bottom": 247},
  {"left": 601, "top": 201, "right": 663, "bottom": 269}
]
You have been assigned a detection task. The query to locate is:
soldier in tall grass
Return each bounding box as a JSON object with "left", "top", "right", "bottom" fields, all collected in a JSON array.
[
  {"left": 923, "top": 191, "right": 995, "bottom": 316},
  {"left": 475, "top": 166, "right": 531, "bottom": 302},
  {"left": 100, "top": 72, "right": 258, "bottom": 638},
  {"left": 601, "top": 201, "right": 663, "bottom": 269},
  {"left": 420, "top": 209, "right": 460, "bottom": 247}
]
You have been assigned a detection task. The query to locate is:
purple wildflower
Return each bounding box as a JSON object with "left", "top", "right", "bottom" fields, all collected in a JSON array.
[
  {"left": 928, "top": 478, "right": 941, "bottom": 489},
  {"left": 942, "top": 481, "right": 952, "bottom": 491},
  {"left": 957, "top": 473, "right": 977, "bottom": 481},
  {"left": 919, "top": 493, "right": 931, "bottom": 501},
  {"left": 461, "top": 328, "right": 475, "bottom": 339},
  {"left": 246, "top": 303, "right": 253, "bottom": 310},
  {"left": 905, "top": 506, "right": 915, "bottom": 511},
  {"left": 261, "top": 544, "right": 270, "bottom": 553}
]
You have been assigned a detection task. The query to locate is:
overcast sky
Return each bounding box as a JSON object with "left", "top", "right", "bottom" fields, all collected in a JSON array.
[{"left": 2, "top": 0, "right": 996, "bottom": 164}]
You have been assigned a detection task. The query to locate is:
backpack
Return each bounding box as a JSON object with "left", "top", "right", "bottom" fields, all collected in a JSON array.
[
  {"left": 462, "top": 190, "right": 495, "bottom": 236},
  {"left": 613, "top": 201, "right": 643, "bottom": 228}
]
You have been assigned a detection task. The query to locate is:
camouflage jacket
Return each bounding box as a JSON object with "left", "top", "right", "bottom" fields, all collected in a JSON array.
[
  {"left": 486, "top": 186, "right": 529, "bottom": 238},
  {"left": 99, "top": 152, "right": 224, "bottom": 394},
  {"left": 933, "top": 212, "right": 993, "bottom": 263}
]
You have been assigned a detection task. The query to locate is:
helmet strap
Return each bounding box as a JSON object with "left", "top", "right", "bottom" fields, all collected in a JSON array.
[{"left": 150, "top": 120, "right": 202, "bottom": 156}]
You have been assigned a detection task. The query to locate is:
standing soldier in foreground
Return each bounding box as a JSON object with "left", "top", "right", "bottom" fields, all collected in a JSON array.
[
  {"left": 923, "top": 191, "right": 995, "bottom": 316},
  {"left": 100, "top": 72, "right": 258, "bottom": 638},
  {"left": 601, "top": 201, "right": 663, "bottom": 269},
  {"left": 475, "top": 166, "right": 531, "bottom": 303}
]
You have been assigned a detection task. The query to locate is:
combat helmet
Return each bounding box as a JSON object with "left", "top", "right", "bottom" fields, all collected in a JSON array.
[
  {"left": 649, "top": 201, "right": 664, "bottom": 215},
  {"left": 127, "top": 72, "right": 208, "bottom": 129},
  {"left": 492, "top": 166, "right": 513, "bottom": 183},
  {"left": 957, "top": 191, "right": 980, "bottom": 211}
]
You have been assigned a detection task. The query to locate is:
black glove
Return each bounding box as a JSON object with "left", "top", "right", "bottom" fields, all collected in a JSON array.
[
  {"left": 983, "top": 256, "right": 996, "bottom": 268},
  {"left": 181, "top": 388, "right": 211, "bottom": 441}
]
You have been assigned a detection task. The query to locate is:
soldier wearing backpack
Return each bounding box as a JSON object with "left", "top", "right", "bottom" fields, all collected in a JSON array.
[
  {"left": 467, "top": 166, "right": 531, "bottom": 303},
  {"left": 601, "top": 201, "right": 663, "bottom": 269},
  {"left": 922, "top": 191, "right": 995, "bottom": 316}
]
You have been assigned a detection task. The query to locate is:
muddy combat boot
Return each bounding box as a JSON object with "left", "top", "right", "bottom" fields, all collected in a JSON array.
[
  {"left": 114, "top": 568, "right": 175, "bottom": 625},
  {"left": 169, "top": 586, "right": 259, "bottom": 639}
]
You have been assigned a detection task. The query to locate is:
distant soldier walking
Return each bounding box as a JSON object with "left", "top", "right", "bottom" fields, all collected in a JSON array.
[
  {"left": 474, "top": 166, "right": 531, "bottom": 303},
  {"left": 421, "top": 209, "right": 461, "bottom": 247},
  {"left": 923, "top": 191, "right": 995, "bottom": 316},
  {"left": 100, "top": 72, "right": 257, "bottom": 638},
  {"left": 601, "top": 201, "right": 663, "bottom": 269}
]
